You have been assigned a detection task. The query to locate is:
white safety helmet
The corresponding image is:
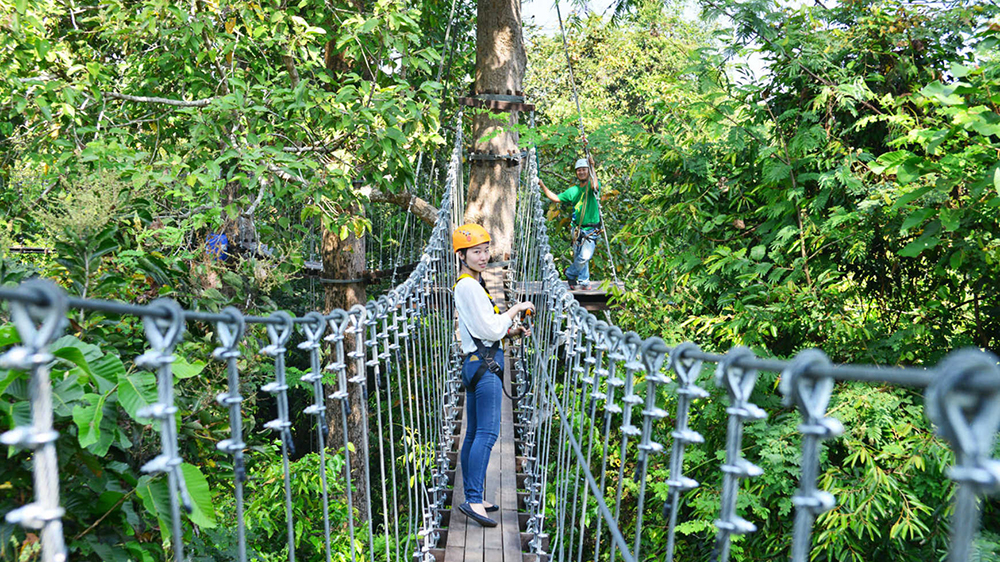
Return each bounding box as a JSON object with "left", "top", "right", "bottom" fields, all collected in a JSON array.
[{"left": 574, "top": 158, "right": 589, "bottom": 170}]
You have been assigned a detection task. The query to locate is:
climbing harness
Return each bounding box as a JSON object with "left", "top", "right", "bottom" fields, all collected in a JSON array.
[
  {"left": 455, "top": 273, "right": 504, "bottom": 394},
  {"left": 455, "top": 273, "right": 533, "bottom": 402}
]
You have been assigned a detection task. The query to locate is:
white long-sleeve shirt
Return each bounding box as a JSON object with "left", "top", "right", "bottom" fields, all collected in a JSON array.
[{"left": 454, "top": 276, "right": 511, "bottom": 355}]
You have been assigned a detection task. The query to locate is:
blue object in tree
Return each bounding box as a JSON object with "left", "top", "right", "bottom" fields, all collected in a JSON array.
[{"left": 207, "top": 232, "right": 229, "bottom": 261}]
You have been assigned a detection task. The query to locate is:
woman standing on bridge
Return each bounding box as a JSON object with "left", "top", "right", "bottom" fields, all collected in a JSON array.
[{"left": 452, "top": 224, "right": 534, "bottom": 527}]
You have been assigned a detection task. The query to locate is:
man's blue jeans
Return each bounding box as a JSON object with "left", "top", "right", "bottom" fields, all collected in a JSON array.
[
  {"left": 461, "top": 348, "right": 503, "bottom": 504},
  {"left": 566, "top": 229, "right": 597, "bottom": 284}
]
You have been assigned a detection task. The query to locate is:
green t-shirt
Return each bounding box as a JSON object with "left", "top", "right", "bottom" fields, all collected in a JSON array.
[{"left": 558, "top": 182, "right": 601, "bottom": 226}]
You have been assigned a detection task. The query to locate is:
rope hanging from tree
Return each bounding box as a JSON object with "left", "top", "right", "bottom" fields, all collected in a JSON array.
[{"left": 553, "top": 0, "right": 620, "bottom": 287}]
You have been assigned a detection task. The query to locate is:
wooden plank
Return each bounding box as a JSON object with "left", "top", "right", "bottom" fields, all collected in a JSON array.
[
  {"left": 444, "top": 407, "right": 467, "bottom": 562},
  {"left": 464, "top": 518, "right": 484, "bottom": 562},
  {"left": 500, "top": 351, "right": 523, "bottom": 562},
  {"left": 512, "top": 280, "right": 625, "bottom": 296}
]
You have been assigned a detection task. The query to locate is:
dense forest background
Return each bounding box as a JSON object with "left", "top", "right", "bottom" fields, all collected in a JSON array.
[{"left": 2, "top": 0, "right": 999, "bottom": 559}]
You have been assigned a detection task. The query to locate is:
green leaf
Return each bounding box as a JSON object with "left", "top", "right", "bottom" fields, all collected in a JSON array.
[
  {"left": 360, "top": 17, "right": 379, "bottom": 34},
  {"left": 173, "top": 356, "right": 207, "bottom": 380},
  {"left": 92, "top": 354, "right": 126, "bottom": 393},
  {"left": 385, "top": 127, "right": 406, "bottom": 145},
  {"left": 920, "top": 81, "right": 964, "bottom": 105},
  {"left": 896, "top": 158, "right": 922, "bottom": 185},
  {"left": 890, "top": 185, "right": 935, "bottom": 210},
  {"left": 124, "top": 542, "right": 157, "bottom": 562},
  {"left": 939, "top": 208, "right": 961, "bottom": 232},
  {"left": 118, "top": 371, "right": 158, "bottom": 424},
  {"left": 136, "top": 475, "right": 172, "bottom": 539},
  {"left": 949, "top": 62, "right": 971, "bottom": 78},
  {"left": 870, "top": 150, "right": 912, "bottom": 175},
  {"left": 950, "top": 250, "right": 964, "bottom": 269},
  {"left": 0, "top": 325, "right": 19, "bottom": 347},
  {"left": 898, "top": 222, "right": 942, "bottom": 258},
  {"left": 762, "top": 160, "right": 792, "bottom": 185},
  {"left": 0, "top": 370, "right": 23, "bottom": 397},
  {"left": 900, "top": 209, "right": 935, "bottom": 232},
  {"left": 50, "top": 336, "right": 104, "bottom": 369},
  {"left": 181, "top": 463, "right": 217, "bottom": 528},
  {"left": 5, "top": 402, "right": 31, "bottom": 427},
  {"left": 52, "top": 374, "right": 85, "bottom": 417},
  {"left": 53, "top": 346, "right": 92, "bottom": 376},
  {"left": 73, "top": 393, "right": 108, "bottom": 449}
]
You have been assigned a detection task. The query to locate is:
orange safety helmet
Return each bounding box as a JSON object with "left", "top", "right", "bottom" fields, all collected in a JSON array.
[{"left": 452, "top": 223, "right": 491, "bottom": 252}]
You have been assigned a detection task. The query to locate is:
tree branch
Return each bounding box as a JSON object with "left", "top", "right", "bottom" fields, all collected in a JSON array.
[
  {"left": 103, "top": 92, "right": 214, "bottom": 107},
  {"left": 361, "top": 186, "right": 437, "bottom": 226},
  {"left": 282, "top": 145, "right": 338, "bottom": 154},
  {"left": 266, "top": 164, "right": 436, "bottom": 226},
  {"left": 283, "top": 53, "right": 301, "bottom": 88},
  {"left": 267, "top": 163, "right": 308, "bottom": 184}
]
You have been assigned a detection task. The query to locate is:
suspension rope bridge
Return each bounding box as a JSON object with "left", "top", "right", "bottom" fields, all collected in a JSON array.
[{"left": 2, "top": 111, "right": 999, "bottom": 562}]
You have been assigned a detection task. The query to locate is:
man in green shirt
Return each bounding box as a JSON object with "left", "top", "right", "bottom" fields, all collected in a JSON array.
[{"left": 539, "top": 154, "right": 600, "bottom": 290}]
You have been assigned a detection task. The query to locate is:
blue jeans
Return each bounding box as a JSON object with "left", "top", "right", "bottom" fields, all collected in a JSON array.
[
  {"left": 460, "top": 348, "right": 503, "bottom": 504},
  {"left": 566, "top": 229, "right": 597, "bottom": 284}
]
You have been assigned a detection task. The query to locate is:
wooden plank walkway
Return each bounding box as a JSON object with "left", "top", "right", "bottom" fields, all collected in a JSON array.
[
  {"left": 443, "top": 269, "right": 522, "bottom": 562},
  {"left": 512, "top": 280, "right": 625, "bottom": 311}
]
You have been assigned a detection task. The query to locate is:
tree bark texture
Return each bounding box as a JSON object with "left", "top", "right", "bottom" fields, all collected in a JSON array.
[
  {"left": 465, "top": 0, "right": 526, "bottom": 259},
  {"left": 321, "top": 210, "right": 370, "bottom": 522},
  {"left": 363, "top": 186, "right": 437, "bottom": 226}
]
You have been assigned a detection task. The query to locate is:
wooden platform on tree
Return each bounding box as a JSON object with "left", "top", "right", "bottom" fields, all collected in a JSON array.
[
  {"left": 511, "top": 280, "right": 624, "bottom": 311},
  {"left": 443, "top": 268, "right": 522, "bottom": 562}
]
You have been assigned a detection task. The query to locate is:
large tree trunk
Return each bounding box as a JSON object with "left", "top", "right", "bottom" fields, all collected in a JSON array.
[
  {"left": 465, "top": 0, "right": 526, "bottom": 259},
  {"left": 321, "top": 211, "right": 370, "bottom": 522}
]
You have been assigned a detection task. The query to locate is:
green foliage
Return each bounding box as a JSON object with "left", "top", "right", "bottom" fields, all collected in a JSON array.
[
  {"left": 529, "top": 1, "right": 1000, "bottom": 560},
  {"left": 0, "top": 329, "right": 217, "bottom": 560},
  {"left": 611, "top": 0, "right": 1000, "bottom": 362},
  {"left": 0, "top": 0, "right": 469, "bottom": 305},
  {"left": 196, "top": 447, "right": 357, "bottom": 561},
  {"left": 526, "top": 3, "right": 714, "bottom": 279}
]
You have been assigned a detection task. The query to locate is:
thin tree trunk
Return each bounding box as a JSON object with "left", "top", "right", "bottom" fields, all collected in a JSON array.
[
  {"left": 465, "top": 0, "right": 526, "bottom": 259},
  {"left": 322, "top": 208, "right": 369, "bottom": 522},
  {"left": 321, "top": 0, "right": 370, "bottom": 522}
]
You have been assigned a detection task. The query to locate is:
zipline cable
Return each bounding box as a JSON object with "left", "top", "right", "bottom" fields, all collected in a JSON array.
[{"left": 553, "top": 0, "right": 620, "bottom": 286}]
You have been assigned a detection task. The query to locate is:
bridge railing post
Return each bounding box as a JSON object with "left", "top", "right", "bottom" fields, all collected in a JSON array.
[
  {"left": 590, "top": 326, "right": 625, "bottom": 560},
  {"left": 261, "top": 310, "right": 296, "bottom": 562},
  {"left": 663, "top": 342, "right": 708, "bottom": 562},
  {"left": 136, "top": 298, "right": 190, "bottom": 562},
  {"left": 1, "top": 280, "right": 69, "bottom": 562},
  {"left": 712, "top": 346, "right": 767, "bottom": 562},
  {"left": 780, "top": 349, "right": 843, "bottom": 562},
  {"left": 632, "top": 338, "right": 670, "bottom": 560},
  {"left": 213, "top": 307, "right": 249, "bottom": 562},
  {"left": 926, "top": 349, "right": 1000, "bottom": 562},
  {"left": 345, "top": 303, "right": 376, "bottom": 560},
  {"left": 553, "top": 301, "right": 585, "bottom": 561},
  {"left": 326, "top": 309, "right": 358, "bottom": 562},
  {"left": 299, "top": 310, "right": 333, "bottom": 562}
]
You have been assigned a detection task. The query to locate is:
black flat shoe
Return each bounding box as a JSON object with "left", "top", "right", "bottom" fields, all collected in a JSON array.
[
  {"left": 484, "top": 503, "right": 499, "bottom": 513},
  {"left": 459, "top": 502, "right": 498, "bottom": 527}
]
